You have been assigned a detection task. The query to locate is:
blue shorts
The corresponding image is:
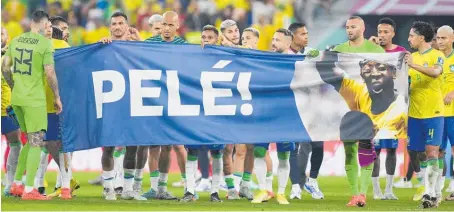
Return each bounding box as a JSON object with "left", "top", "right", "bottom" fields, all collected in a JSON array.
[
  {"left": 374, "top": 139, "right": 398, "bottom": 150},
  {"left": 441, "top": 117, "right": 454, "bottom": 150},
  {"left": 45, "top": 113, "right": 61, "bottom": 141},
  {"left": 186, "top": 144, "right": 225, "bottom": 150},
  {"left": 1, "top": 116, "right": 19, "bottom": 135},
  {"left": 407, "top": 117, "right": 444, "bottom": 152},
  {"left": 255, "top": 142, "right": 295, "bottom": 152}
]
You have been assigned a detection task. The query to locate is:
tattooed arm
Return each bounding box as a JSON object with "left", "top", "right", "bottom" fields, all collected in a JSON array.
[
  {"left": 1, "top": 55, "right": 14, "bottom": 89},
  {"left": 45, "top": 64, "right": 63, "bottom": 114}
]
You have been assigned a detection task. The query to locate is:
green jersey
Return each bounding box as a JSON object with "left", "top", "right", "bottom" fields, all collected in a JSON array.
[
  {"left": 145, "top": 35, "right": 187, "bottom": 44},
  {"left": 6, "top": 32, "right": 54, "bottom": 107},
  {"left": 333, "top": 39, "right": 385, "bottom": 53}
]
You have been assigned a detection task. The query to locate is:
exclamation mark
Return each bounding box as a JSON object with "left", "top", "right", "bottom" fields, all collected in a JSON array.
[{"left": 237, "top": 72, "right": 253, "bottom": 116}]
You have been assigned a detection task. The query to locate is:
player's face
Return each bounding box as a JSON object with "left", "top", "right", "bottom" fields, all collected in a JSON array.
[
  {"left": 1, "top": 28, "right": 7, "bottom": 48},
  {"left": 377, "top": 24, "right": 394, "bottom": 46},
  {"left": 432, "top": 33, "right": 439, "bottom": 50},
  {"left": 150, "top": 21, "right": 163, "bottom": 36},
  {"left": 345, "top": 19, "right": 363, "bottom": 41},
  {"left": 57, "top": 21, "right": 70, "bottom": 42},
  {"left": 361, "top": 61, "right": 393, "bottom": 93},
  {"left": 162, "top": 15, "right": 179, "bottom": 39},
  {"left": 224, "top": 25, "right": 240, "bottom": 45},
  {"left": 110, "top": 16, "right": 128, "bottom": 38},
  {"left": 201, "top": 30, "right": 218, "bottom": 45},
  {"left": 44, "top": 21, "right": 52, "bottom": 39},
  {"left": 293, "top": 26, "right": 308, "bottom": 47},
  {"left": 408, "top": 28, "right": 423, "bottom": 49},
  {"left": 436, "top": 30, "right": 454, "bottom": 52},
  {"left": 241, "top": 31, "right": 258, "bottom": 49},
  {"left": 271, "top": 32, "right": 290, "bottom": 53}
]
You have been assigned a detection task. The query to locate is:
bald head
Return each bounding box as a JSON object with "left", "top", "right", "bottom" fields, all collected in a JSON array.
[
  {"left": 1, "top": 27, "right": 7, "bottom": 48},
  {"left": 346, "top": 16, "right": 365, "bottom": 42},
  {"left": 162, "top": 11, "right": 180, "bottom": 40},
  {"left": 436, "top": 25, "right": 454, "bottom": 53}
]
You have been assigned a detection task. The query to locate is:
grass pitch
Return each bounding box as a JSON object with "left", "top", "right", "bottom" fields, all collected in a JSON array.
[{"left": 2, "top": 171, "right": 454, "bottom": 211}]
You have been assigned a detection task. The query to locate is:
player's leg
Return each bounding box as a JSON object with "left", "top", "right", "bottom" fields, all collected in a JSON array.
[
  {"left": 180, "top": 147, "right": 198, "bottom": 202},
  {"left": 20, "top": 106, "right": 50, "bottom": 200},
  {"left": 251, "top": 143, "right": 269, "bottom": 203},
  {"left": 421, "top": 117, "right": 443, "bottom": 207},
  {"left": 233, "top": 144, "right": 246, "bottom": 190},
  {"left": 3, "top": 124, "right": 21, "bottom": 196},
  {"left": 305, "top": 141, "right": 324, "bottom": 199},
  {"left": 343, "top": 140, "right": 359, "bottom": 204},
  {"left": 57, "top": 145, "right": 73, "bottom": 199},
  {"left": 102, "top": 146, "right": 116, "bottom": 200},
  {"left": 289, "top": 142, "right": 301, "bottom": 200},
  {"left": 121, "top": 146, "right": 145, "bottom": 200},
  {"left": 171, "top": 145, "right": 187, "bottom": 188},
  {"left": 113, "top": 147, "right": 125, "bottom": 194},
  {"left": 265, "top": 150, "right": 274, "bottom": 198},
  {"left": 210, "top": 146, "right": 224, "bottom": 202},
  {"left": 156, "top": 145, "right": 178, "bottom": 200},
  {"left": 357, "top": 139, "right": 376, "bottom": 207},
  {"left": 134, "top": 146, "right": 147, "bottom": 194},
  {"left": 408, "top": 117, "right": 427, "bottom": 201},
  {"left": 142, "top": 146, "right": 160, "bottom": 198},
  {"left": 195, "top": 148, "right": 211, "bottom": 192},
  {"left": 384, "top": 143, "right": 398, "bottom": 200},
  {"left": 9, "top": 106, "right": 28, "bottom": 197},
  {"left": 223, "top": 144, "right": 238, "bottom": 199},
  {"left": 239, "top": 144, "right": 254, "bottom": 200},
  {"left": 275, "top": 142, "right": 293, "bottom": 205},
  {"left": 372, "top": 140, "right": 384, "bottom": 200}
]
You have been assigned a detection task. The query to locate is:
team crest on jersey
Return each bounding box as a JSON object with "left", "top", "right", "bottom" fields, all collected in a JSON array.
[
  {"left": 423, "top": 63, "right": 428, "bottom": 67},
  {"left": 437, "top": 57, "right": 444, "bottom": 65},
  {"left": 450, "top": 65, "right": 454, "bottom": 72}
]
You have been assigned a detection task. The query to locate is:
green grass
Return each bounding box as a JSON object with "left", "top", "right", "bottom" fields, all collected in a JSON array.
[{"left": 2, "top": 171, "right": 454, "bottom": 211}]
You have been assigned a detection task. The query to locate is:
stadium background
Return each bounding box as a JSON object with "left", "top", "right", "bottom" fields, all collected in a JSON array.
[{"left": 1, "top": 0, "right": 453, "bottom": 177}]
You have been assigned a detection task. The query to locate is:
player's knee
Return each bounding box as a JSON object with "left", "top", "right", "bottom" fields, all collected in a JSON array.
[
  {"left": 161, "top": 145, "right": 172, "bottom": 153},
  {"left": 246, "top": 144, "right": 254, "bottom": 153},
  {"left": 211, "top": 150, "right": 222, "bottom": 159},
  {"left": 224, "top": 145, "right": 233, "bottom": 155},
  {"left": 386, "top": 148, "right": 396, "bottom": 155},
  {"left": 254, "top": 147, "right": 266, "bottom": 158},
  {"left": 187, "top": 148, "right": 198, "bottom": 159},
  {"left": 235, "top": 145, "right": 246, "bottom": 158},
  {"left": 27, "top": 131, "right": 45, "bottom": 147},
  {"left": 103, "top": 147, "right": 115, "bottom": 156},
  {"left": 439, "top": 150, "right": 445, "bottom": 158},
  {"left": 277, "top": 151, "right": 290, "bottom": 160},
  {"left": 173, "top": 145, "right": 185, "bottom": 154}
]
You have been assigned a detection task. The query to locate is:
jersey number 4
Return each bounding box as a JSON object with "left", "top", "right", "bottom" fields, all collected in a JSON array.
[{"left": 13, "top": 48, "right": 33, "bottom": 75}]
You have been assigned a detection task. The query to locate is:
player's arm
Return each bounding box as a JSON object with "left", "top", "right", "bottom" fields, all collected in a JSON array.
[
  {"left": 1, "top": 55, "right": 14, "bottom": 89},
  {"left": 314, "top": 51, "right": 345, "bottom": 91},
  {"left": 405, "top": 52, "right": 442, "bottom": 78},
  {"left": 445, "top": 89, "right": 454, "bottom": 105},
  {"left": 44, "top": 63, "right": 62, "bottom": 114}
]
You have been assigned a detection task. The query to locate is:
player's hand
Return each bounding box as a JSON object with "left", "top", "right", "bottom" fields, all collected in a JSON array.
[
  {"left": 127, "top": 27, "right": 141, "bottom": 41},
  {"left": 307, "top": 49, "right": 320, "bottom": 58},
  {"left": 1, "top": 45, "right": 8, "bottom": 56},
  {"left": 369, "top": 36, "right": 379, "bottom": 45},
  {"left": 54, "top": 98, "right": 63, "bottom": 115},
  {"left": 404, "top": 51, "right": 413, "bottom": 67},
  {"left": 444, "top": 91, "right": 454, "bottom": 105},
  {"left": 99, "top": 37, "right": 112, "bottom": 44},
  {"left": 219, "top": 34, "right": 234, "bottom": 47}
]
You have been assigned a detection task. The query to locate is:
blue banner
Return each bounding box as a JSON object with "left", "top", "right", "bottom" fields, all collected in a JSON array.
[{"left": 55, "top": 41, "right": 407, "bottom": 152}]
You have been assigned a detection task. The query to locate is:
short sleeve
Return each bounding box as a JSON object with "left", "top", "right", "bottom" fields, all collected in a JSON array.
[{"left": 43, "top": 42, "right": 55, "bottom": 65}]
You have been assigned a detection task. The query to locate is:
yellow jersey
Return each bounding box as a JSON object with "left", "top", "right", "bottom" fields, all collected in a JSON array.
[
  {"left": 409, "top": 48, "right": 445, "bottom": 118},
  {"left": 44, "top": 39, "right": 70, "bottom": 113},
  {"left": 1, "top": 57, "right": 11, "bottom": 116},
  {"left": 339, "top": 78, "right": 407, "bottom": 139},
  {"left": 443, "top": 50, "right": 454, "bottom": 117}
]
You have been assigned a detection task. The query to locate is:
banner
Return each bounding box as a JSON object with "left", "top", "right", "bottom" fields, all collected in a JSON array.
[{"left": 55, "top": 41, "right": 407, "bottom": 152}]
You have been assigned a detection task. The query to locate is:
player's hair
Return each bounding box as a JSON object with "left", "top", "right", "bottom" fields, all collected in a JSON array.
[
  {"left": 378, "top": 17, "right": 396, "bottom": 30},
  {"left": 148, "top": 14, "right": 163, "bottom": 26},
  {"left": 276, "top": 28, "right": 294, "bottom": 40},
  {"left": 220, "top": 19, "right": 237, "bottom": 33},
  {"left": 31, "top": 10, "right": 49, "bottom": 23},
  {"left": 202, "top": 25, "right": 219, "bottom": 36},
  {"left": 288, "top": 22, "right": 306, "bottom": 34},
  {"left": 243, "top": 27, "right": 260, "bottom": 38},
  {"left": 438, "top": 25, "right": 454, "bottom": 34},
  {"left": 349, "top": 16, "right": 363, "bottom": 21},
  {"left": 111, "top": 11, "right": 128, "bottom": 21},
  {"left": 50, "top": 16, "right": 67, "bottom": 26},
  {"left": 52, "top": 26, "right": 63, "bottom": 40},
  {"left": 411, "top": 21, "right": 435, "bottom": 42}
]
